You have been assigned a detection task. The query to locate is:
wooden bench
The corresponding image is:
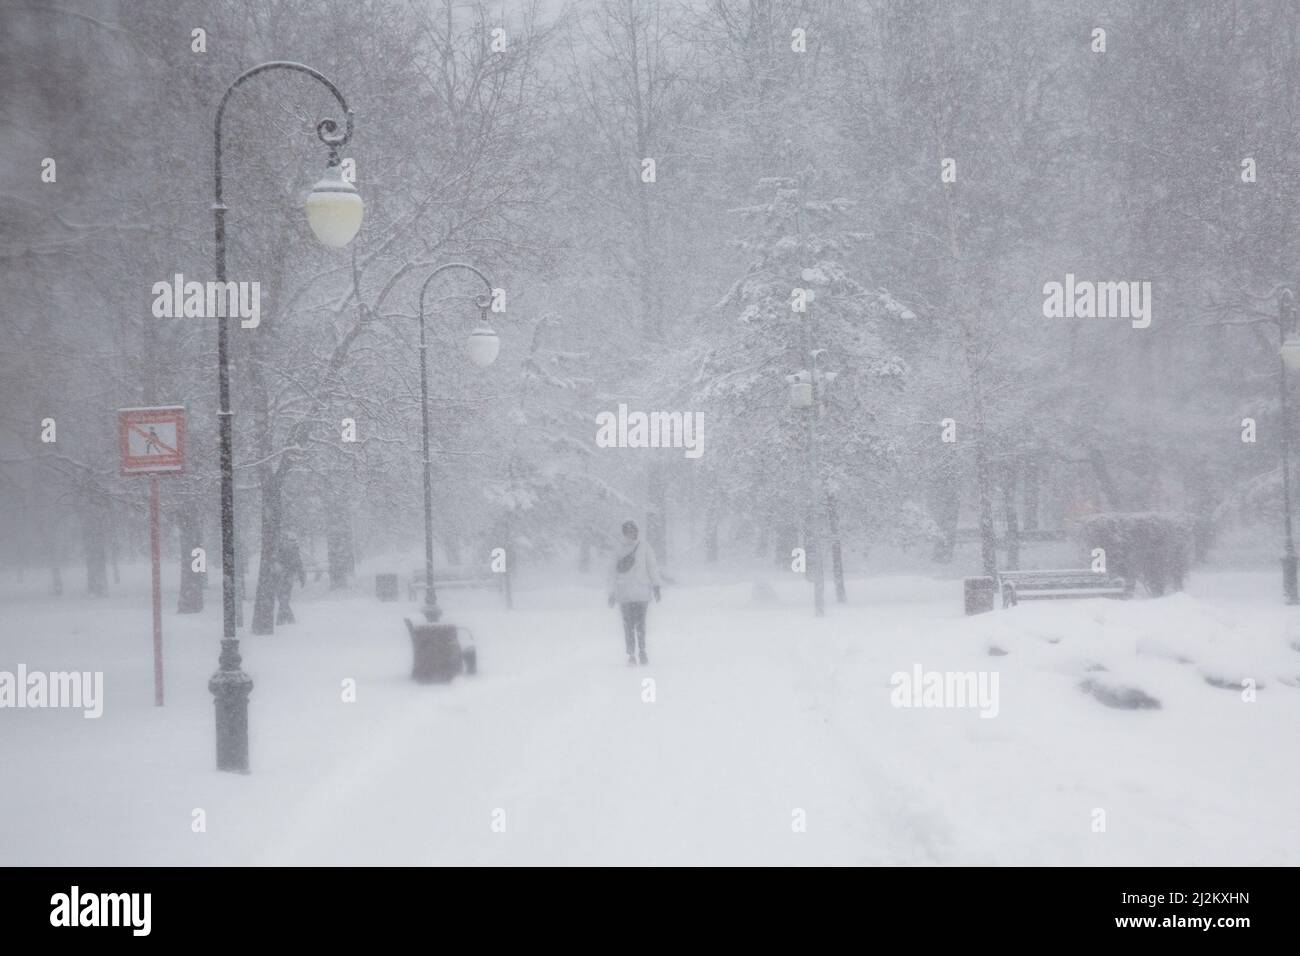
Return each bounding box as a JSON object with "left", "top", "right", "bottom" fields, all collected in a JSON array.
[
  {"left": 408, "top": 565, "right": 504, "bottom": 601},
  {"left": 997, "top": 569, "right": 1128, "bottom": 606}
]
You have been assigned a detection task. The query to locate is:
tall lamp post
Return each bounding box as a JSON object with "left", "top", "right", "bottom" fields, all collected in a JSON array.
[
  {"left": 414, "top": 263, "right": 500, "bottom": 623},
  {"left": 1278, "top": 288, "right": 1300, "bottom": 604},
  {"left": 208, "top": 62, "right": 365, "bottom": 773},
  {"left": 788, "top": 352, "right": 835, "bottom": 617}
]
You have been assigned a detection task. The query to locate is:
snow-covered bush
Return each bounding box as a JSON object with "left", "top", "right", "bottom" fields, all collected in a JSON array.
[{"left": 1075, "top": 513, "right": 1194, "bottom": 597}]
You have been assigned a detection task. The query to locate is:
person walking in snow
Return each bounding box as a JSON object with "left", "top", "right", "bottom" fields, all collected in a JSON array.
[
  {"left": 274, "top": 534, "right": 307, "bottom": 625},
  {"left": 607, "top": 519, "right": 662, "bottom": 666}
]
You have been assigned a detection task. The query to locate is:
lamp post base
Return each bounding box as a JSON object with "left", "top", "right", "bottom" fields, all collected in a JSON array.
[
  {"left": 209, "top": 640, "right": 254, "bottom": 773},
  {"left": 1283, "top": 553, "right": 1298, "bottom": 605}
]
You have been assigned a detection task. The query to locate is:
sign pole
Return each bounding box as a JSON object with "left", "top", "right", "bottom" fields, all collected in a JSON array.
[
  {"left": 118, "top": 405, "right": 184, "bottom": 707},
  {"left": 150, "top": 472, "right": 164, "bottom": 706}
]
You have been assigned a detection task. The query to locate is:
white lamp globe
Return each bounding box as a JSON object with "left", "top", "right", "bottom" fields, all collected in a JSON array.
[
  {"left": 1283, "top": 335, "right": 1300, "bottom": 370},
  {"left": 305, "top": 163, "right": 364, "bottom": 248},
  {"left": 467, "top": 324, "right": 500, "bottom": 367}
]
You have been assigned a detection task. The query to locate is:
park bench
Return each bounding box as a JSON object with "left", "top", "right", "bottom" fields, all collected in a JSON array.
[
  {"left": 408, "top": 565, "right": 504, "bottom": 601},
  {"left": 997, "top": 568, "right": 1128, "bottom": 607}
]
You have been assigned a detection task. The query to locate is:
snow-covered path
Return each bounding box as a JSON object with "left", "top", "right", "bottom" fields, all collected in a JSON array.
[
  {"left": 3, "top": 569, "right": 1298, "bottom": 865},
  {"left": 247, "top": 591, "right": 894, "bottom": 866}
]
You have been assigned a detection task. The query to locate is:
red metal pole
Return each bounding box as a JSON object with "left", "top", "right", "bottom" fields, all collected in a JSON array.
[{"left": 151, "top": 473, "right": 164, "bottom": 706}]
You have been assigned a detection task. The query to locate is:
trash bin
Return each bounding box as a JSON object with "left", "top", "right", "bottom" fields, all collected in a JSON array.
[
  {"left": 375, "top": 573, "right": 399, "bottom": 602},
  {"left": 964, "top": 576, "right": 995, "bottom": 616},
  {"left": 405, "top": 619, "right": 464, "bottom": 683}
]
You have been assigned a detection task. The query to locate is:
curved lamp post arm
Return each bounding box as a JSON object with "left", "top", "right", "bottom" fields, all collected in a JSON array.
[
  {"left": 417, "top": 262, "right": 495, "bottom": 324},
  {"left": 214, "top": 60, "right": 354, "bottom": 210}
]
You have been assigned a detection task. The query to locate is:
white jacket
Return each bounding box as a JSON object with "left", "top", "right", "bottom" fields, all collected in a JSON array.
[{"left": 608, "top": 541, "right": 662, "bottom": 604}]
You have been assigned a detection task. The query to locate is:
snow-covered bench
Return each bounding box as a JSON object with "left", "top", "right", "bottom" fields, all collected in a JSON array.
[
  {"left": 408, "top": 565, "right": 504, "bottom": 601},
  {"left": 997, "top": 569, "right": 1128, "bottom": 606}
]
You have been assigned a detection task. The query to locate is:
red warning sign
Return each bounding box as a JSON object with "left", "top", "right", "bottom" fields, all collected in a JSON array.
[{"left": 119, "top": 406, "right": 185, "bottom": 475}]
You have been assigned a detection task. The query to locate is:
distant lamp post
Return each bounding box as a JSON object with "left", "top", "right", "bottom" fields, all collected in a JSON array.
[
  {"left": 787, "top": 365, "right": 825, "bottom": 617},
  {"left": 415, "top": 263, "right": 499, "bottom": 622},
  {"left": 208, "top": 62, "right": 363, "bottom": 774},
  {"left": 1278, "top": 288, "right": 1299, "bottom": 604}
]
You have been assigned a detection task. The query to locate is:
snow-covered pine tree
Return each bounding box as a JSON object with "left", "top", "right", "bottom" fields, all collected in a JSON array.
[{"left": 693, "top": 173, "right": 915, "bottom": 593}]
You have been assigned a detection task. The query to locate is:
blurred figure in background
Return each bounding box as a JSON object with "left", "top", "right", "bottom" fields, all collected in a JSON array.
[{"left": 274, "top": 534, "right": 307, "bottom": 625}]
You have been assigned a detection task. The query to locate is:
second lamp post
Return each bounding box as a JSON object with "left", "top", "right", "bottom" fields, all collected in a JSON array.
[
  {"left": 788, "top": 349, "right": 836, "bottom": 618},
  {"left": 414, "top": 263, "right": 500, "bottom": 622}
]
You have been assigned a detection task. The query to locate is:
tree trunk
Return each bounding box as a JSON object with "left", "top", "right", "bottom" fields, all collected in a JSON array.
[
  {"left": 705, "top": 492, "right": 719, "bottom": 563},
  {"left": 630, "top": 29, "right": 668, "bottom": 566},
  {"left": 502, "top": 513, "right": 514, "bottom": 610},
  {"left": 251, "top": 477, "right": 283, "bottom": 635},
  {"left": 176, "top": 492, "right": 204, "bottom": 613},
  {"left": 646, "top": 462, "right": 667, "bottom": 563},
  {"left": 1185, "top": 464, "right": 1215, "bottom": 561},
  {"left": 825, "top": 492, "right": 846, "bottom": 602},
  {"left": 928, "top": 463, "right": 960, "bottom": 563},
  {"left": 110, "top": 517, "right": 121, "bottom": 584},
  {"left": 82, "top": 498, "right": 108, "bottom": 597},
  {"left": 578, "top": 534, "right": 592, "bottom": 573},
  {"left": 247, "top": 227, "right": 289, "bottom": 634},
  {"left": 775, "top": 521, "right": 797, "bottom": 569},
  {"left": 975, "top": 442, "right": 998, "bottom": 577},
  {"left": 444, "top": 534, "right": 462, "bottom": 566},
  {"left": 326, "top": 521, "right": 353, "bottom": 590},
  {"left": 1022, "top": 460, "right": 1040, "bottom": 532},
  {"left": 1001, "top": 465, "right": 1020, "bottom": 571}
]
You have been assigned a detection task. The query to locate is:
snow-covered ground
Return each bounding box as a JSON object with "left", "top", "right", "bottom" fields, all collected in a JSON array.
[{"left": 2, "top": 565, "right": 1298, "bottom": 866}]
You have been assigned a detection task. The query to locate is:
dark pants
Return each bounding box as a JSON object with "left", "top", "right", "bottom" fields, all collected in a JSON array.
[{"left": 620, "top": 601, "right": 648, "bottom": 654}]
